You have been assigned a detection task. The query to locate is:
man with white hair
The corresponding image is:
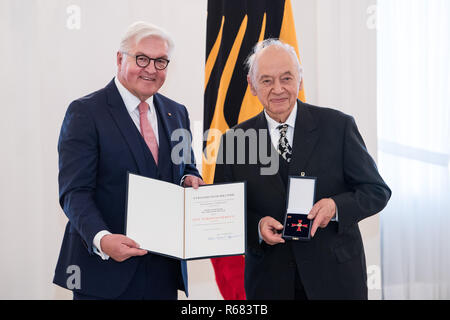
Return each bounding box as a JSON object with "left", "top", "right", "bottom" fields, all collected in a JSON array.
[
  {"left": 54, "top": 21, "right": 203, "bottom": 299},
  {"left": 214, "top": 39, "right": 391, "bottom": 299}
]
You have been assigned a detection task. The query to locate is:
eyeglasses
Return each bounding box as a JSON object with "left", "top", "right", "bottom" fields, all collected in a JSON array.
[{"left": 122, "top": 52, "right": 170, "bottom": 70}]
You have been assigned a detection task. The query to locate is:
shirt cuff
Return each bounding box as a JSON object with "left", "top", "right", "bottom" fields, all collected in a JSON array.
[
  {"left": 331, "top": 207, "right": 339, "bottom": 222},
  {"left": 258, "top": 219, "right": 263, "bottom": 244},
  {"left": 180, "top": 174, "right": 197, "bottom": 186},
  {"left": 93, "top": 230, "right": 112, "bottom": 260}
]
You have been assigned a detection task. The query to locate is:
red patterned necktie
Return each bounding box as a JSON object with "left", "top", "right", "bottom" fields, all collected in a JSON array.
[{"left": 138, "top": 101, "right": 158, "bottom": 165}]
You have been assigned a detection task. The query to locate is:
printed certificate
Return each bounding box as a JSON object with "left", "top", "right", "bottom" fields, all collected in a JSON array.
[{"left": 125, "top": 173, "right": 246, "bottom": 260}]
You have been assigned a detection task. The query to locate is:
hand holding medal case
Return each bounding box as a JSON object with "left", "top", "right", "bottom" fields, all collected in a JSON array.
[{"left": 282, "top": 176, "right": 316, "bottom": 241}]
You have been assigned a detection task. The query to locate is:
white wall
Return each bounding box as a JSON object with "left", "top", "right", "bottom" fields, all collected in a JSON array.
[
  {"left": 0, "top": 0, "right": 380, "bottom": 299},
  {"left": 302, "top": 0, "right": 381, "bottom": 300}
]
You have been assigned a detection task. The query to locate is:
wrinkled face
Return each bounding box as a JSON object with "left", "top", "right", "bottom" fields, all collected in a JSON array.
[
  {"left": 248, "top": 46, "right": 302, "bottom": 123},
  {"left": 117, "top": 36, "right": 169, "bottom": 101}
]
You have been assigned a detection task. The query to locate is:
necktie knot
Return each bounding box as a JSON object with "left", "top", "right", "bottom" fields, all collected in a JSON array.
[
  {"left": 277, "top": 124, "right": 289, "bottom": 135},
  {"left": 138, "top": 101, "right": 149, "bottom": 115}
]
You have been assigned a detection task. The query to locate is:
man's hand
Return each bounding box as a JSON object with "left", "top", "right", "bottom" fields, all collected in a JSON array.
[
  {"left": 100, "top": 234, "right": 148, "bottom": 262},
  {"left": 259, "top": 216, "right": 285, "bottom": 245},
  {"left": 307, "top": 198, "right": 336, "bottom": 237},
  {"left": 183, "top": 176, "right": 206, "bottom": 189}
]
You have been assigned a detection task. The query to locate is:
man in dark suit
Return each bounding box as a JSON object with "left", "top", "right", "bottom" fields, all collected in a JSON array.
[
  {"left": 54, "top": 21, "right": 203, "bottom": 300},
  {"left": 214, "top": 39, "right": 391, "bottom": 299}
]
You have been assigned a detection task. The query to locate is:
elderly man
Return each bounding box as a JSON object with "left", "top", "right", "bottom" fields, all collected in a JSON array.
[
  {"left": 214, "top": 39, "right": 391, "bottom": 299},
  {"left": 54, "top": 21, "right": 203, "bottom": 300}
]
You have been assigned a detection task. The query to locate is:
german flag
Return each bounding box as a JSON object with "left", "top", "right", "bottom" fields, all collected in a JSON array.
[{"left": 203, "top": 0, "right": 305, "bottom": 300}]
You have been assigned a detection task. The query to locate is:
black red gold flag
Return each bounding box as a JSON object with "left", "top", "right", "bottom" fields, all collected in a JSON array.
[{"left": 203, "top": 0, "right": 305, "bottom": 300}]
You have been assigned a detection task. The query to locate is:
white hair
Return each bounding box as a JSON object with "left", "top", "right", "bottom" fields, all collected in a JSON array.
[
  {"left": 119, "top": 21, "right": 175, "bottom": 58},
  {"left": 246, "top": 38, "right": 303, "bottom": 85}
]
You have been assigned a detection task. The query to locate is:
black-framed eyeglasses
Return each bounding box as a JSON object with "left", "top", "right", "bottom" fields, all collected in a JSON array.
[{"left": 122, "top": 52, "right": 170, "bottom": 70}]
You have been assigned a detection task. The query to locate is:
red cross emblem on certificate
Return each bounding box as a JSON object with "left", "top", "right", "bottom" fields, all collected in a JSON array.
[{"left": 292, "top": 220, "right": 308, "bottom": 232}]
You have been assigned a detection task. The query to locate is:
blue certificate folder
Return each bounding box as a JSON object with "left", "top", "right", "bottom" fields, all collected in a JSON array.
[{"left": 282, "top": 176, "right": 316, "bottom": 241}]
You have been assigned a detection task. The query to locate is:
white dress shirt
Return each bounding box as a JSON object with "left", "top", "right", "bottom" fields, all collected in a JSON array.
[
  {"left": 264, "top": 103, "right": 297, "bottom": 152},
  {"left": 114, "top": 77, "right": 159, "bottom": 145}
]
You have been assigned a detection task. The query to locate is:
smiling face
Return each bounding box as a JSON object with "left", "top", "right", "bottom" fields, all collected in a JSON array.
[
  {"left": 248, "top": 45, "right": 302, "bottom": 123},
  {"left": 117, "top": 36, "right": 169, "bottom": 101}
]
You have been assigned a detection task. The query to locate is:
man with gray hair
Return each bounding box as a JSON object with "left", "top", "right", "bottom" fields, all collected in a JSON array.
[
  {"left": 54, "top": 21, "right": 203, "bottom": 299},
  {"left": 214, "top": 39, "right": 391, "bottom": 299}
]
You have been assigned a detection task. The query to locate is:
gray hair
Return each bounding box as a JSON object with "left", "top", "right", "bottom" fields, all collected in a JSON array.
[
  {"left": 246, "top": 38, "right": 303, "bottom": 85},
  {"left": 119, "top": 21, "right": 175, "bottom": 58}
]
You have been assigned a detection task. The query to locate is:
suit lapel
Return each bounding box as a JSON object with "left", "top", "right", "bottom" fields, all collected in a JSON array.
[
  {"left": 104, "top": 80, "right": 150, "bottom": 176},
  {"left": 289, "top": 100, "right": 319, "bottom": 175},
  {"left": 254, "top": 112, "right": 286, "bottom": 198}
]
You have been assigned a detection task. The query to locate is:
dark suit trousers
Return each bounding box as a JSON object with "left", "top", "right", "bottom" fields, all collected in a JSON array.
[
  {"left": 73, "top": 254, "right": 181, "bottom": 300},
  {"left": 294, "top": 261, "right": 308, "bottom": 300}
]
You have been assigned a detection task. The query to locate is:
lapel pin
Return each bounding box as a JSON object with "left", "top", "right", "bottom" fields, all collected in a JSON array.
[{"left": 168, "top": 112, "right": 172, "bottom": 117}]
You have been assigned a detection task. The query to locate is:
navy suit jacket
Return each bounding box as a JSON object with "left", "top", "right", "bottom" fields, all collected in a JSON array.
[
  {"left": 53, "top": 79, "right": 200, "bottom": 298},
  {"left": 214, "top": 101, "right": 391, "bottom": 299}
]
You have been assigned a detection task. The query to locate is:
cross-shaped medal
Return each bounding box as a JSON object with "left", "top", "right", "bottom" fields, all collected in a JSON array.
[{"left": 292, "top": 220, "right": 308, "bottom": 232}]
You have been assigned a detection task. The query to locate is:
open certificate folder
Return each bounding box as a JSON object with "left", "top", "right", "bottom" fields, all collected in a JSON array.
[{"left": 125, "top": 173, "right": 246, "bottom": 260}]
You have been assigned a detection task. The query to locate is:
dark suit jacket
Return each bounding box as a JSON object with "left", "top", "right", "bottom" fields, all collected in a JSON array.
[
  {"left": 214, "top": 100, "right": 391, "bottom": 299},
  {"left": 53, "top": 79, "right": 200, "bottom": 298}
]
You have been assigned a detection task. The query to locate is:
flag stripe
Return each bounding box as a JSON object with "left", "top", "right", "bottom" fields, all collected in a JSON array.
[
  {"left": 279, "top": 0, "right": 306, "bottom": 102},
  {"left": 205, "top": 16, "right": 225, "bottom": 90},
  {"left": 237, "top": 12, "right": 266, "bottom": 124},
  {"left": 203, "top": 14, "right": 248, "bottom": 184},
  {"left": 204, "top": 0, "right": 286, "bottom": 134}
]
